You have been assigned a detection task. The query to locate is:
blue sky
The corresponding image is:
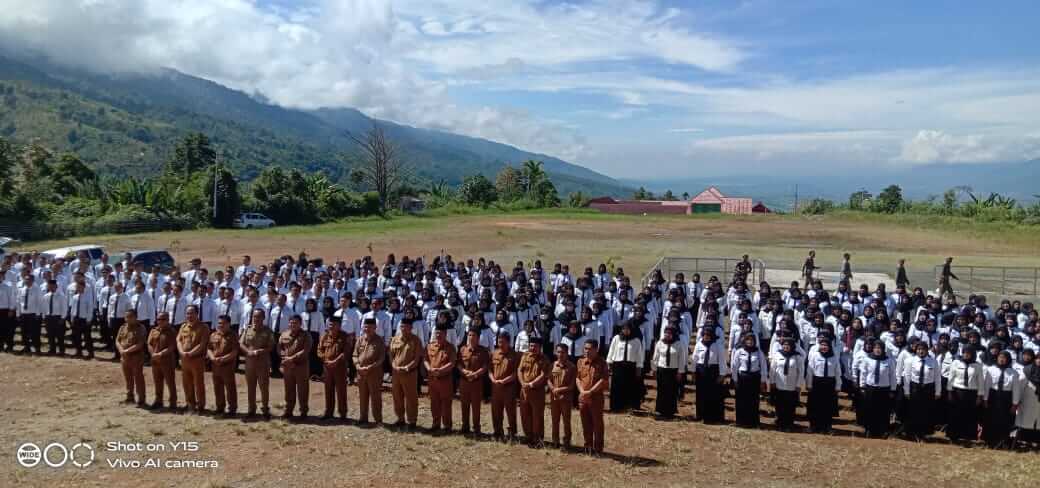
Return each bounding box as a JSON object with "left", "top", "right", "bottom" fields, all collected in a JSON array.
[{"left": 2, "top": 0, "right": 1038, "bottom": 178}]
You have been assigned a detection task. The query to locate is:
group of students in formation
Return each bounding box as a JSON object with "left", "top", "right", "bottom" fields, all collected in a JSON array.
[{"left": 2, "top": 250, "right": 1039, "bottom": 454}]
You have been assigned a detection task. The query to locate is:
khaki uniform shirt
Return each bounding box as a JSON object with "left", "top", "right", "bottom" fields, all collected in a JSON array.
[
  {"left": 117, "top": 322, "right": 147, "bottom": 358},
  {"left": 177, "top": 322, "right": 210, "bottom": 361},
  {"left": 426, "top": 340, "right": 457, "bottom": 378},
  {"left": 458, "top": 344, "right": 490, "bottom": 381},
  {"left": 208, "top": 329, "right": 239, "bottom": 367},
  {"left": 390, "top": 333, "right": 423, "bottom": 372},
  {"left": 353, "top": 333, "right": 385, "bottom": 375},
  {"left": 318, "top": 331, "right": 348, "bottom": 365},
  {"left": 518, "top": 352, "right": 551, "bottom": 387},
  {"left": 147, "top": 325, "right": 177, "bottom": 363},
  {"left": 240, "top": 325, "right": 275, "bottom": 359},
  {"left": 577, "top": 357, "right": 608, "bottom": 396},
  {"left": 491, "top": 349, "right": 520, "bottom": 383},
  {"left": 549, "top": 359, "right": 577, "bottom": 401},
  {"left": 279, "top": 330, "right": 312, "bottom": 368}
]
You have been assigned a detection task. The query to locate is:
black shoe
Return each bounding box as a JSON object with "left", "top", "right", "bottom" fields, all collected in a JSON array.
[
  {"left": 263, "top": 411, "right": 272, "bottom": 421},
  {"left": 322, "top": 413, "right": 334, "bottom": 420},
  {"left": 281, "top": 412, "right": 293, "bottom": 420}
]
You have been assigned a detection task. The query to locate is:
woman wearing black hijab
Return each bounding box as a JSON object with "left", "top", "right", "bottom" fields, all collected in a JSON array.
[
  {"left": 606, "top": 321, "right": 643, "bottom": 412},
  {"left": 982, "top": 350, "right": 1020, "bottom": 448},
  {"left": 947, "top": 345, "right": 986, "bottom": 444},
  {"left": 1015, "top": 350, "right": 1040, "bottom": 448},
  {"left": 807, "top": 335, "right": 841, "bottom": 433},
  {"left": 855, "top": 339, "right": 897, "bottom": 438},
  {"left": 651, "top": 326, "right": 686, "bottom": 419},
  {"left": 903, "top": 341, "right": 942, "bottom": 440},
  {"left": 691, "top": 326, "right": 728, "bottom": 423},
  {"left": 730, "top": 333, "right": 767, "bottom": 427}
]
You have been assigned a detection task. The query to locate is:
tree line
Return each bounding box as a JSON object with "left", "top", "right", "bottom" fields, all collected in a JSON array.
[
  {"left": 0, "top": 126, "right": 588, "bottom": 237},
  {"left": 798, "top": 184, "right": 1040, "bottom": 224}
]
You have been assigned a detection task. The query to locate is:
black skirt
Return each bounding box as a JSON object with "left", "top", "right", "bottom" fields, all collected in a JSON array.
[
  {"left": 947, "top": 387, "right": 979, "bottom": 442},
  {"left": 982, "top": 389, "right": 1015, "bottom": 448},
  {"left": 695, "top": 364, "right": 724, "bottom": 423},
  {"left": 735, "top": 371, "right": 762, "bottom": 427},
  {"left": 774, "top": 389, "right": 798, "bottom": 429},
  {"left": 905, "top": 382, "right": 937, "bottom": 438},
  {"left": 807, "top": 377, "right": 837, "bottom": 432},
  {"left": 610, "top": 361, "right": 641, "bottom": 412},
  {"left": 861, "top": 385, "right": 892, "bottom": 437},
  {"left": 655, "top": 367, "right": 680, "bottom": 417}
]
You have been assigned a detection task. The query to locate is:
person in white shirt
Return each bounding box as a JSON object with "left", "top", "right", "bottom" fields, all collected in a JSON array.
[
  {"left": 769, "top": 337, "right": 805, "bottom": 431},
  {"left": 107, "top": 282, "right": 131, "bottom": 358},
  {"left": 946, "top": 345, "right": 986, "bottom": 443},
  {"left": 130, "top": 281, "right": 155, "bottom": 328},
  {"left": 559, "top": 320, "right": 587, "bottom": 363},
  {"left": 165, "top": 284, "right": 189, "bottom": 326},
  {"left": 1015, "top": 352, "right": 1040, "bottom": 446},
  {"left": 901, "top": 341, "right": 942, "bottom": 439},
  {"left": 806, "top": 336, "right": 842, "bottom": 433},
  {"left": 301, "top": 297, "right": 325, "bottom": 377},
  {"left": 0, "top": 270, "right": 16, "bottom": 352},
  {"left": 41, "top": 279, "right": 68, "bottom": 356},
  {"left": 854, "top": 339, "right": 897, "bottom": 437},
  {"left": 67, "top": 281, "right": 96, "bottom": 358},
  {"left": 216, "top": 287, "right": 241, "bottom": 333},
  {"left": 606, "top": 321, "right": 643, "bottom": 413},
  {"left": 236, "top": 255, "right": 255, "bottom": 281},
  {"left": 981, "top": 350, "right": 1019, "bottom": 448},
  {"left": 730, "top": 332, "right": 767, "bottom": 427},
  {"left": 650, "top": 326, "right": 687, "bottom": 419},
  {"left": 16, "top": 274, "right": 47, "bottom": 353},
  {"left": 363, "top": 297, "right": 393, "bottom": 346},
  {"left": 690, "top": 327, "right": 728, "bottom": 423}
]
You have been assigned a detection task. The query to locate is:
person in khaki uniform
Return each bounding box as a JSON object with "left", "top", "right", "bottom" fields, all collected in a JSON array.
[
  {"left": 354, "top": 317, "right": 386, "bottom": 426},
  {"left": 518, "top": 336, "right": 551, "bottom": 447},
  {"left": 318, "top": 315, "right": 349, "bottom": 421},
  {"left": 116, "top": 309, "right": 148, "bottom": 407},
  {"left": 577, "top": 340, "right": 609, "bottom": 455},
  {"left": 458, "top": 327, "right": 490, "bottom": 436},
  {"left": 240, "top": 309, "right": 275, "bottom": 419},
  {"left": 208, "top": 315, "right": 239, "bottom": 417},
  {"left": 426, "top": 323, "right": 457, "bottom": 434},
  {"left": 490, "top": 331, "right": 520, "bottom": 441},
  {"left": 147, "top": 312, "right": 178, "bottom": 410},
  {"left": 176, "top": 305, "right": 210, "bottom": 414},
  {"left": 389, "top": 318, "right": 422, "bottom": 429},
  {"left": 279, "top": 315, "right": 312, "bottom": 419},
  {"left": 549, "top": 343, "right": 577, "bottom": 449}
]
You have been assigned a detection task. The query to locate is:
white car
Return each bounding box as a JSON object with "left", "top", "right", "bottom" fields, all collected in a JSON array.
[
  {"left": 0, "top": 237, "right": 13, "bottom": 259},
  {"left": 41, "top": 244, "right": 105, "bottom": 266},
  {"left": 233, "top": 213, "right": 276, "bottom": 229}
]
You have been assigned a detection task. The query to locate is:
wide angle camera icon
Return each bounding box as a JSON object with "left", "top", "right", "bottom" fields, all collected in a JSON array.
[{"left": 16, "top": 442, "right": 94, "bottom": 468}]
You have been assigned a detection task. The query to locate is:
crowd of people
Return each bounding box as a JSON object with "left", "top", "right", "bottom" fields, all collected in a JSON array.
[{"left": 1, "top": 249, "right": 1039, "bottom": 454}]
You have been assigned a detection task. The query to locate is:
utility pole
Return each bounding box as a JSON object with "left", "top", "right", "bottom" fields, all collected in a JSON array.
[
  {"left": 793, "top": 184, "right": 799, "bottom": 213},
  {"left": 213, "top": 153, "right": 219, "bottom": 220}
]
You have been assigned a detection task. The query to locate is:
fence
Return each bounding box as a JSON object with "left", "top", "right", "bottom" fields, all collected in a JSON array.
[
  {"left": 642, "top": 256, "right": 766, "bottom": 288},
  {"left": 0, "top": 220, "right": 191, "bottom": 242},
  {"left": 934, "top": 265, "right": 1040, "bottom": 299}
]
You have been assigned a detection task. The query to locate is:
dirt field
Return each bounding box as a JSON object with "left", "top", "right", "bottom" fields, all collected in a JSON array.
[{"left": 4, "top": 211, "right": 1040, "bottom": 487}]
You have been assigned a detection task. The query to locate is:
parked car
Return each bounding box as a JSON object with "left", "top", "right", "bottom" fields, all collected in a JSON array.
[
  {"left": 128, "top": 250, "right": 176, "bottom": 273},
  {"left": 233, "top": 213, "right": 276, "bottom": 229},
  {"left": 0, "top": 236, "right": 13, "bottom": 259},
  {"left": 41, "top": 245, "right": 105, "bottom": 265}
]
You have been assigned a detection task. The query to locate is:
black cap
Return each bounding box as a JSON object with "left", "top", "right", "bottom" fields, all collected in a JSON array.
[{"left": 529, "top": 336, "right": 544, "bottom": 345}]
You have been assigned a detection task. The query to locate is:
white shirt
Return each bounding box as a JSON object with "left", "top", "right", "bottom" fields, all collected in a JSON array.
[
  {"left": 948, "top": 359, "right": 986, "bottom": 394},
  {"left": 902, "top": 355, "right": 942, "bottom": 396},
  {"left": 769, "top": 351, "right": 805, "bottom": 391},
  {"left": 130, "top": 292, "right": 155, "bottom": 322},
  {"left": 984, "top": 365, "right": 1021, "bottom": 404},
  {"left": 606, "top": 336, "right": 644, "bottom": 367},
  {"left": 855, "top": 355, "right": 898, "bottom": 390},
  {"left": 302, "top": 310, "right": 324, "bottom": 334},
  {"left": 192, "top": 295, "right": 216, "bottom": 324},
  {"left": 108, "top": 292, "right": 131, "bottom": 320},
  {"left": 363, "top": 310, "right": 393, "bottom": 345},
  {"left": 806, "top": 350, "right": 842, "bottom": 391},
  {"left": 729, "top": 347, "right": 766, "bottom": 382},
  {"left": 653, "top": 339, "right": 689, "bottom": 373},
  {"left": 68, "top": 291, "right": 96, "bottom": 320},
  {"left": 216, "top": 298, "right": 242, "bottom": 326},
  {"left": 690, "top": 340, "right": 729, "bottom": 375},
  {"left": 164, "top": 295, "right": 189, "bottom": 324},
  {"left": 333, "top": 307, "right": 362, "bottom": 336}
]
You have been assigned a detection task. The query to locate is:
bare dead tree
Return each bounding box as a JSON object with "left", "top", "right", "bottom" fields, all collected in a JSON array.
[{"left": 347, "top": 124, "right": 411, "bottom": 211}]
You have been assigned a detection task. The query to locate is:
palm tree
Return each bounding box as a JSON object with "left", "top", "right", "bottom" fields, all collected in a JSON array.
[{"left": 521, "top": 160, "right": 546, "bottom": 197}]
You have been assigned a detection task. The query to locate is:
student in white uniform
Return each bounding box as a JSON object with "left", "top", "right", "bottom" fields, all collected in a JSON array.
[
  {"left": 606, "top": 321, "right": 643, "bottom": 412},
  {"left": 901, "top": 341, "right": 942, "bottom": 439},
  {"left": 946, "top": 345, "right": 986, "bottom": 444},
  {"left": 806, "top": 335, "right": 842, "bottom": 433},
  {"left": 41, "top": 280, "right": 68, "bottom": 356},
  {"left": 855, "top": 339, "right": 897, "bottom": 437},
  {"left": 981, "top": 350, "right": 1019, "bottom": 448},
  {"left": 690, "top": 326, "right": 728, "bottom": 424},
  {"left": 769, "top": 337, "right": 804, "bottom": 431},
  {"left": 130, "top": 281, "right": 155, "bottom": 328},
  {"left": 68, "top": 281, "right": 96, "bottom": 358},
  {"left": 651, "top": 326, "right": 687, "bottom": 419},
  {"left": 730, "top": 333, "right": 767, "bottom": 427},
  {"left": 1015, "top": 351, "right": 1040, "bottom": 447}
]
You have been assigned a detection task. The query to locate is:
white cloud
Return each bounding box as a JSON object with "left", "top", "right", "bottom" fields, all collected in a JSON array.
[
  {"left": 896, "top": 130, "right": 1040, "bottom": 165},
  {"left": 669, "top": 128, "right": 704, "bottom": 133}
]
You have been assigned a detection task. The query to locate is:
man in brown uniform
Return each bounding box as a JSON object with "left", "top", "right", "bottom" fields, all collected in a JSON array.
[
  {"left": 354, "top": 317, "right": 386, "bottom": 426},
  {"left": 577, "top": 340, "right": 608, "bottom": 455},
  {"left": 176, "top": 305, "right": 210, "bottom": 414},
  {"left": 147, "top": 312, "right": 178, "bottom": 410},
  {"left": 116, "top": 309, "right": 148, "bottom": 407},
  {"left": 240, "top": 309, "right": 275, "bottom": 419},
  {"left": 490, "top": 331, "right": 520, "bottom": 442},
  {"left": 279, "top": 315, "right": 312, "bottom": 419},
  {"left": 389, "top": 317, "right": 422, "bottom": 430},
  {"left": 208, "top": 315, "right": 239, "bottom": 417},
  {"left": 549, "top": 343, "right": 577, "bottom": 449},
  {"left": 458, "top": 327, "right": 490, "bottom": 436},
  {"left": 426, "top": 323, "right": 457, "bottom": 435},
  {"left": 318, "top": 315, "right": 349, "bottom": 421},
  {"left": 518, "top": 336, "right": 550, "bottom": 447}
]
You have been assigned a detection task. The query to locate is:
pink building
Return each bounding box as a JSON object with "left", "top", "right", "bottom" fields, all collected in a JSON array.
[
  {"left": 588, "top": 187, "right": 755, "bottom": 215},
  {"left": 689, "top": 187, "right": 753, "bottom": 215}
]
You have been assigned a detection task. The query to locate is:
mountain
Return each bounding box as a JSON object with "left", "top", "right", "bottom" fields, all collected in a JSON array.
[
  {"left": 0, "top": 55, "right": 632, "bottom": 197},
  {"left": 628, "top": 161, "right": 1040, "bottom": 211}
]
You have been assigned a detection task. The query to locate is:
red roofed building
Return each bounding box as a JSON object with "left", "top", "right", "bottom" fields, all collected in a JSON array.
[{"left": 588, "top": 186, "right": 756, "bottom": 215}]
